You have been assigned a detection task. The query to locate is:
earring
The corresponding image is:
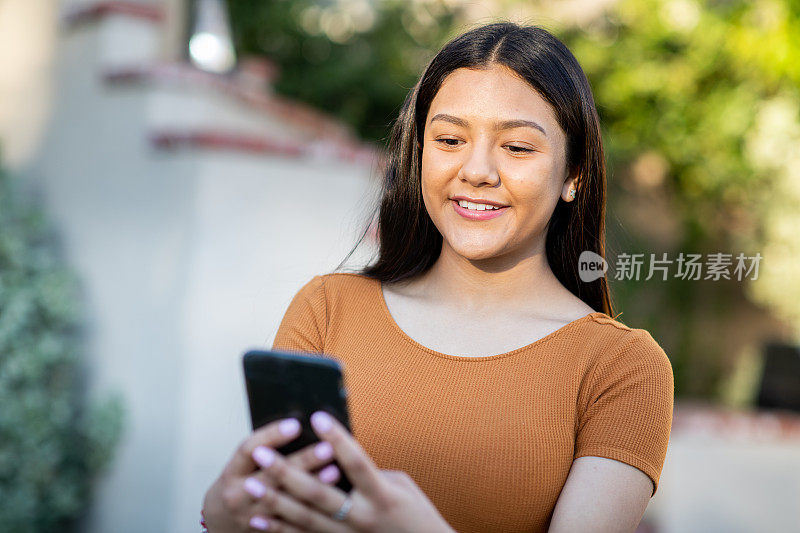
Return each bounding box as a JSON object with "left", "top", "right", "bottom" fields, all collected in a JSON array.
[{"left": 568, "top": 188, "right": 576, "bottom": 200}]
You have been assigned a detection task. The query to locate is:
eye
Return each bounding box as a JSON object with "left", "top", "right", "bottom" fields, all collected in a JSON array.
[
  {"left": 435, "top": 137, "right": 463, "bottom": 147},
  {"left": 505, "top": 144, "right": 534, "bottom": 154}
]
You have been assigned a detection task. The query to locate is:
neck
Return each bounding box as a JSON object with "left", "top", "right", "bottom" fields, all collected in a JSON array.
[{"left": 413, "top": 240, "right": 563, "bottom": 313}]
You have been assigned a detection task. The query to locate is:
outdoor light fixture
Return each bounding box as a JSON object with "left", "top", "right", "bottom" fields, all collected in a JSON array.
[{"left": 188, "top": 0, "right": 236, "bottom": 73}]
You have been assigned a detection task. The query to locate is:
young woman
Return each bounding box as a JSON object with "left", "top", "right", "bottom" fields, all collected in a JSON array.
[{"left": 202, "top": 22, "right": 673, "bottom": 533}]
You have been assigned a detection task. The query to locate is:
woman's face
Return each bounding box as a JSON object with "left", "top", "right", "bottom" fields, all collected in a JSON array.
[{"left": 420, "top": 64, "right": 577, "bottom": 263}]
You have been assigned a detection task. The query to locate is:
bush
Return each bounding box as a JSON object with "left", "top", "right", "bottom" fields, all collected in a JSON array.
[{"left": 0, "top": 163, "right": 123, "bottom": 532}]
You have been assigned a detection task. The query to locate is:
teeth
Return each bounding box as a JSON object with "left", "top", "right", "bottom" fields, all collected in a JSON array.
[{"left": 457, "top": 200, "right": 500, "bottom": 211}]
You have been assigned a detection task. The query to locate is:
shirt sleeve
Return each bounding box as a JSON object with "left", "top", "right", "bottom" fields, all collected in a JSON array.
[
  {"left": 271, "top": 275, "right": 328, "bottom": 354},
  {"left": 574, "top": 328, "right": 674, "bottom": 496}
]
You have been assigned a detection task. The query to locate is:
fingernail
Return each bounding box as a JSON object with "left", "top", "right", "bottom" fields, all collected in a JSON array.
[
  {"left": 318, "top": 464, "right": 339, "bottom": 484},
  {"left": 252, "top": 446, "right": 275, "bottom": 468},
  {"left": 250, "top": 515, "right": 271, "bottom": 531},
  {"left": 314, "top": 441, "right": 333, "bottom": 460},
  {"left": 279, "top": 418, "right": 301, "bottom": 436},
  {"left": 311, "top": 411, "right": 333, "bottom": 433},
  {"left": 244, "top": 477, "right": 267, "bottom": 498}
]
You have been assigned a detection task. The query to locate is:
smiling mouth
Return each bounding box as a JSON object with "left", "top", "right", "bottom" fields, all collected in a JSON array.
[
  {"left": 454, "top": 199, "right": 502, "bottom": 211},
  {"left": 450, "top": 199, "right": 508, "bottom": 220}
]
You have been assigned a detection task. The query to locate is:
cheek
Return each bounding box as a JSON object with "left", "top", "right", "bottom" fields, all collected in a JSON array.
[
  {"left": 505, "top": 159, "right": 562, "bottom": 202},
  {"left": 420, "top": 149, "right": 455, "bottom": 203}
]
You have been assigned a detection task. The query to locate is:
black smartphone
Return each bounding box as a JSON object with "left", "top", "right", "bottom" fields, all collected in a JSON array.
[{"left": 242, "top": 349, "right": 353, "bottom": 493}]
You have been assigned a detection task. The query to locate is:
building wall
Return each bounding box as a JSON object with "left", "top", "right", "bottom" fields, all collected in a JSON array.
[
  {"left": 25, "top": 3, "right": 378, "bottom": 532},
  {"left": 170, "top": 153, "right": 377, "bottom": 532}
]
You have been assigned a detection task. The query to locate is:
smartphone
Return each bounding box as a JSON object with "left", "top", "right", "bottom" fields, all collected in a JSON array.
[{"left": 242, "top": 349, "right": 353, "bottom": 493}]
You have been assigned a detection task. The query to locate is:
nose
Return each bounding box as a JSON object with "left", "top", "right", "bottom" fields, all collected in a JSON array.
[{"left": 459, "top": 142, "right": 500, "bottom": 187}]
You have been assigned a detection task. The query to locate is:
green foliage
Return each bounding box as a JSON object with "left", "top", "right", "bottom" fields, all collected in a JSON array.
[
  {"left": 561, "top": 0, "right": 800, "bottom": 241},
  {"left": 0, "top": 164, "right": 124, "bottom": 532},
  {"left": 228, "top": 0, "right": 462, "bottom": 142}
]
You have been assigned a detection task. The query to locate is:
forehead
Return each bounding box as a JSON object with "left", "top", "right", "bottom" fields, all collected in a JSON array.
[{"left": 426, "top": 64, "right": 561, "bottom": 130}]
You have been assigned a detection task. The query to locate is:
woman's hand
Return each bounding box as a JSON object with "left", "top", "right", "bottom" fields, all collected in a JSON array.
[
  {"left": 247, "top": 410, "right": 455, "bottom": 533},
  {"left": 202, "top": 418, "right": 342, "bottom": 533}
]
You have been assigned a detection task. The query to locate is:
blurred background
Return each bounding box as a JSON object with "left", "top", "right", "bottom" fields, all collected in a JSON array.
[{"left": 1, "top": 0, "right": 799, "bottom": 532}]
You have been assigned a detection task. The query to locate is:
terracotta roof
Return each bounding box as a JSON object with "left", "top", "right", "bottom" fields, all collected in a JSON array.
[
  {"left": 65, "top": 1, "right": 383, "bottom": 165},
  {"left": 150, "top": 130, "right": 378, "bottom": 166},
  {"left": 62, "top": 1, "right": 164, "bottom": 25}
]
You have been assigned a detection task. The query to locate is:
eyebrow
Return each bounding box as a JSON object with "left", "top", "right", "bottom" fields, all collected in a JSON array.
[{"left": 429, "top": 113, "right": 547, "bottom": 137}]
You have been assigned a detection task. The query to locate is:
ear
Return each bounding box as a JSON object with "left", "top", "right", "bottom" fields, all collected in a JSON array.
[{"left": 561, "top": 166, "right": 580, "bottom": 202}]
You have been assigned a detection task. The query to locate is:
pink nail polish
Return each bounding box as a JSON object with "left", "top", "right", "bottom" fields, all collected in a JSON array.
[
  {"left": 244, "top": 477, "right": 267, "bottom": 498},
  {"left": 318, "top": 464, "right": 339, "bottom": 484},
  {"left": 314, "top": 441, "right": 333, "bottom": 460},
  {"left": 250, "top": 515, "right": 271, "bottom": 530},
  {"left": 279, "top": 418, "right": 300, "bottom": 436},
  {"left": 252, "top": 446, "right": 275, "bottom": 468},
  {"left": 311, "top": 411, "right": 333, "bottom": 433}
]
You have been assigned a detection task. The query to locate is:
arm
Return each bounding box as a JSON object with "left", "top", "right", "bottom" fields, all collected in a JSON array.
[
  {"left": 552, "top": 328, "right": 674, "bottom": 532},
  {"left": 548, "top": 456, "right": 653, "bottom": 533}
]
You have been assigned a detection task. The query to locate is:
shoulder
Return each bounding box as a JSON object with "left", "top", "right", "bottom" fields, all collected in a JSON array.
[
  {"left": 567, "top": 313, "right": 673, "bottom": 390},
  {"left": 586, "top": 314, "right": 668, "bottom": 359},
  {"left": 295, "top": 272, "right": 375, "bottom": 294},
  {"left": 611, "top": 322, "right": 670, "bottom": 371},
  {"left": 293, "top": 272, "right": 378, "bottom": 313},
  {"left": 275, "top": 273, "right": 377, "bottom": 353},
  {"left": 584, "top": 318, "right": 674, "bottom": 394},
  {"left": 313, "top": 272, "right": 377, "bottom": 298},
  {"left": 587, "top": 312, "right": 633, "bottom": 332}
]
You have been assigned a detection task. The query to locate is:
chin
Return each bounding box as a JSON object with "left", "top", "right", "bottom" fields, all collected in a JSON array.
[{"left": 448, "top": 240, "right": 507, "bottom": 262}]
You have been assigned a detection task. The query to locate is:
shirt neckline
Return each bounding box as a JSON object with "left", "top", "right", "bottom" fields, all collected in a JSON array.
[{"left": 375, "top": 278, "right": 608, "bottom": 362}]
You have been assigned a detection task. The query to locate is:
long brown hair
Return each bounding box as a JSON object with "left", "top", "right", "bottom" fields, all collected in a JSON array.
[{"left": 342, "top": 22, "right": 614, "bottom": 315}]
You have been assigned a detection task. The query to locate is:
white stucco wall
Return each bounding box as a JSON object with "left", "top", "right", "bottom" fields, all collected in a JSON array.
[{"left": 170, "top": 154, "right": 378, "bottom": 533}]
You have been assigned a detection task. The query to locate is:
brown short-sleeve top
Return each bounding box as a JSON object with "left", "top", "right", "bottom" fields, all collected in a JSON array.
[{"left": 272, "top": 273, "right": 674, "bottom": 533}]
